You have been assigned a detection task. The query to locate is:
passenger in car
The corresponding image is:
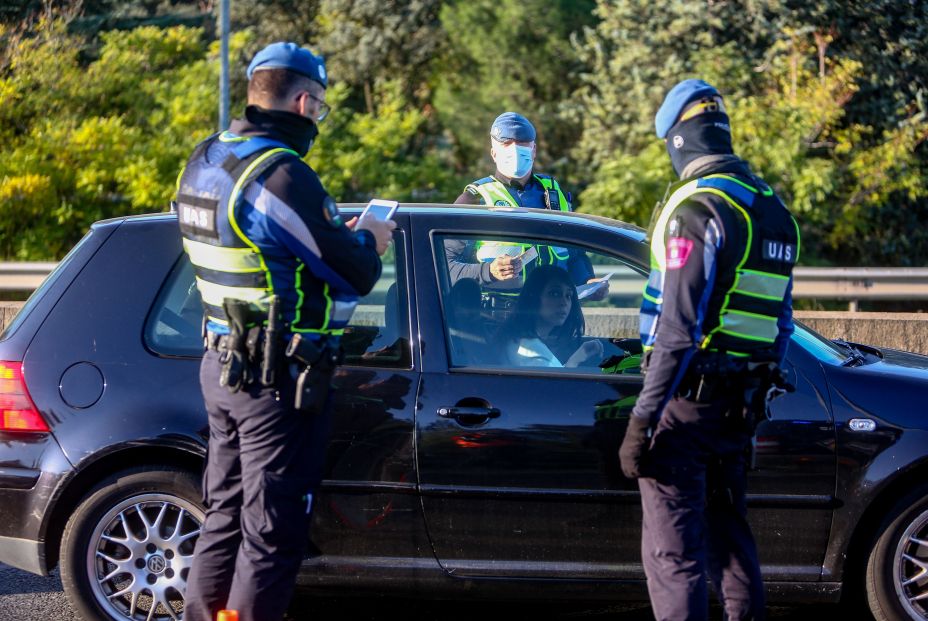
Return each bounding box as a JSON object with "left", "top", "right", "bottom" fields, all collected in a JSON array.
[{"left": 499, "top": 266, "right": 604, "bottom": 368}]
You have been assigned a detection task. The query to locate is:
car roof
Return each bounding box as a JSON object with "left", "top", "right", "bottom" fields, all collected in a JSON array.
[{"left": 107, "top": 204, "right": 648, "bottom": 244}]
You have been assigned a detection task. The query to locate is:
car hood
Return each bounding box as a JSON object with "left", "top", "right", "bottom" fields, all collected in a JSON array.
[{"left": 823, "top": 346, "right": 928, "bottom": 430}]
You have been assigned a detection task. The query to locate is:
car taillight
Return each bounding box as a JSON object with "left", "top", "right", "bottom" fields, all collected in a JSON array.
[{"left": 0, "top": 361, "right": 48, "bottom": 432}]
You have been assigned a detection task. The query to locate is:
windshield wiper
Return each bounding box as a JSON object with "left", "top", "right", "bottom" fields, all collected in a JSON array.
[{"left": 833, "top": 338, "right": 867, "bottom": 367}]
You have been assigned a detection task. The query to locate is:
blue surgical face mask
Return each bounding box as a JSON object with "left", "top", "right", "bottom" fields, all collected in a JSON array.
[{"left": 495, "top": 142, "right": 534, "bottom": 179}]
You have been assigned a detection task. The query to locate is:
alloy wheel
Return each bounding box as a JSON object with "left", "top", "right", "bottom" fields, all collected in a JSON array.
[
  {"left": 894, "top": 507, "right": 928, "bottom": 620},
  {"left": 85, "top": 493, "right": 204, "bottom": 620}
]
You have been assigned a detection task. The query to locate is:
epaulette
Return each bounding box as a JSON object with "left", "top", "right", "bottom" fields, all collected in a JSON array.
[{"left": 471, "top": 176, "right": 496, "bottom": 186}]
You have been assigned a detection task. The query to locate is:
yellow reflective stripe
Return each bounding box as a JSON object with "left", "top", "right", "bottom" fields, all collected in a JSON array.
[
  {"left": 183, "top": 239, "right": 263, "bottom": 272},
  {"left": 650, "top": 179, "right": 700, "bottom": 270},
  {"left": 734, "top": 270, "right": 789, "bottom": 300},
  {"left": 226, "top": 147, "right": 298, "bottom": 297},
  {"left": 470, "top": 178, "right": 519, "bottom": 207},
  {"left": 218, "top": 131, "right": 249, "bottom": 142},
  {"left": 642, "top": 290, "right": 661, "bottom": 304},
  {"left": 195, "top": 277, "right": 269, "bottom": 306}
]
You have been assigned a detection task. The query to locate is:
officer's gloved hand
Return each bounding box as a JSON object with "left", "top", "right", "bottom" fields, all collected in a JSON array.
[{"left": 619, "top": 414, "right": 652, "bottom": 479}]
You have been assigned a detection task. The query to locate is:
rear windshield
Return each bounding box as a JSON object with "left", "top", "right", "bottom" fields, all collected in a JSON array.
[{"left": 0, "top": 229, "right": 96, "bottom": 341}]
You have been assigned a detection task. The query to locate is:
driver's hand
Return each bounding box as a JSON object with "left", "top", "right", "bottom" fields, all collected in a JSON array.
[
  {"left": 585, "top": 277, "right": 610, "bottom": 302},
  {"left": 489, "top": 255, "right": 522, "bottom": 281}
]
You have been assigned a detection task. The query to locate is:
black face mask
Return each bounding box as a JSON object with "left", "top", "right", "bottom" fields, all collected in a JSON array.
[{"left": 664, "top": 112, "right": 734, "bottom": 178}]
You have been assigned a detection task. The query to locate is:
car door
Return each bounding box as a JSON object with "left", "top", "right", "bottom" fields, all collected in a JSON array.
[
  {"left": 411, "top": 210, "right": 837, "bottom": 583},
  {"left": 141, "top": 215, "right": 429, "bottom": 563}
]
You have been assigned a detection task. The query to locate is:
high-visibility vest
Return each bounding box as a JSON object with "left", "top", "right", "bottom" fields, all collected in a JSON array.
[
  {"left": 176, "top": 131, "right": 354, "bottom": 336},
  {"left": 641, "top": 173, "right": 800, "bottom": 357},
  {"left": 465, "top": 174, "right": 571, "bottom": 211}
]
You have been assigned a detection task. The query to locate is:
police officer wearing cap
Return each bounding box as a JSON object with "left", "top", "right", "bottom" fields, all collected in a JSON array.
[
  {"left": 618, "top": 79, "right": 800, "bottom": 621},
  {"left": 448, "top": 112, "right": 604, "bottom": 303},
  {"left": 177, "top": 42, "right": 394, "bottom": 621}
]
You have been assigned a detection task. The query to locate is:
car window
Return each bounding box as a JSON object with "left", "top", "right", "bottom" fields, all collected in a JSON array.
[
  {"left": 144, "top": 237, "right": 411, "bottom": 368},
  {"left": 437, "top": 234, "right": 646, "bottom": 375}
]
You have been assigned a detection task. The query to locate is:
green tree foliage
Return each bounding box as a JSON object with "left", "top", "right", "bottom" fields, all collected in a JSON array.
[
  {"left": 0, "top": 16, "right": 235, "bottom": 258},
  {"left": 0, "top": 1, "right": 926, "bottom": 268},
  {"left": 434, "top": 0, "right": 597, "bottom": 182},
  {"left": 572, "top": 0, "right": 928, "bottom": 267}
]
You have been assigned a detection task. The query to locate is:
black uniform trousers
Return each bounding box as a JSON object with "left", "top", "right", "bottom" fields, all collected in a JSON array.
[
  {"left": 638, "top": 390, "right": 764, "bottom": 621},
  {"left": 184, "top": 350, "right": 333, "bottom": 621}
]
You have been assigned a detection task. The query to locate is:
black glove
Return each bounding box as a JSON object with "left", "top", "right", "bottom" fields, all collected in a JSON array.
[{"left": 619, "top": 414, "right": 652, "bottom": 479}]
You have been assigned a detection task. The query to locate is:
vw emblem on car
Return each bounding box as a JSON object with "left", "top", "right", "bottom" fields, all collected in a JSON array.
[{"left": 147, "top": 555, "right": 166, "bottom": 574}]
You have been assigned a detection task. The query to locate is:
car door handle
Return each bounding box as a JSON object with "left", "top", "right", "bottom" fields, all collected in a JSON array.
[{"left": 438, "top": 406, "right": 501, "bottom": 421}]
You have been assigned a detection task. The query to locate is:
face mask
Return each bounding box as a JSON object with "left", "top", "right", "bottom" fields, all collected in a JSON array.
[
  {"left": 495, "top": 143, "right": 534, "bottom": 179},
  {"left": 665, "top": 112, "right": 733, "bottom": 178}
]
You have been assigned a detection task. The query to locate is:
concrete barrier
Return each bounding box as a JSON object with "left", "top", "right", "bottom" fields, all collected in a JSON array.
[{"left": 1, "top": 302, "right": 925, "bottom": 356}]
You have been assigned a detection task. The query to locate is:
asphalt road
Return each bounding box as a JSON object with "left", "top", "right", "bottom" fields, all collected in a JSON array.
[{"left": 0, "top": 562, "right": 868, "bottom": 621}]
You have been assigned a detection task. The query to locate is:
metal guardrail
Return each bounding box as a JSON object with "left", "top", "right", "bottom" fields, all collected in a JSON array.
[{"left": 2, "top": 263, "right": 927, "bottom": 310}]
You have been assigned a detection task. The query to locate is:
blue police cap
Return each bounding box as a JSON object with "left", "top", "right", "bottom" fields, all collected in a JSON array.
[
  {"left": 490, "top": 112, "right": 536, "bottom": 143},
  {"left": 655, "top": 79, "right": 721, "bottom": 138},
  {"left": 246, "top": 42, "right": 327, "bottom": 88}
]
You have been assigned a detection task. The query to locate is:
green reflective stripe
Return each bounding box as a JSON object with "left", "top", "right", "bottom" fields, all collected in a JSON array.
[
  {"left": 642, "top": 290, "right": 661, "bottom": 304},
  {"left": 320, "top": 282, "right": 332, "bottom": 332},
  {"left": 195, "top": 277, "right": 269, "bottom": 306},
  {"left": 718, "top": 309, "right": 778, "bottom": 342},
  {"left": 183, "top": 239, "right": 263, "bottom": 272},
  {"left": 791, "top": 216, "right": 801, "bottom": 263},
  {"left": 226, "top": 147, "right": 298, "bottom": 301},
  {"left": 734, "top": 270, "right": 789, "bottom": 300},
  {"left": 292, "top": 327, "right": 345, "bottom": 335},
  {"left": 706, "top": 348, "right": 752, "bottom": 357},
  {"left": 703, "top": 174, "right": 758, "bottom": 193},
  {"left": 293, "top": 262, "right": 305, "bottom": 327}
]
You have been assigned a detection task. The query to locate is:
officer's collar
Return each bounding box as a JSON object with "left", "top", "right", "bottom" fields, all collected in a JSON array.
[
  {"left": 494, "top": 170, "right": 535, "bottom": 190},
  {"left": 679, "top": 154, "right": 751, "bottom": 181},
  {"left": 230, "top": 105, "right": 319, "bottom": 157}
]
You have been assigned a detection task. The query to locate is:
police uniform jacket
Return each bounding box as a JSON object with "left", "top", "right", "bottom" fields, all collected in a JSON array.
[
  {"left": 178, "top": 105, "right": 382, "bottom": 337},
  {"left": 631, "top": 157, "right": 797, "bottom": 423}
]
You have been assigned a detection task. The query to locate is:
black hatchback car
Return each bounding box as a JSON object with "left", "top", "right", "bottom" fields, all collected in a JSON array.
[{"left": 1, "top": 206, "right": 927, "bottom": 621}]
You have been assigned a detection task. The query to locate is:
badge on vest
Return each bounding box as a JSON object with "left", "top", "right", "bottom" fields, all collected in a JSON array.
[
  {"left": 178, "top": 201, "right": 218, "bottom": 239},
  {"left": 762, "top": 240, "right": 797, "bottom": 263}
]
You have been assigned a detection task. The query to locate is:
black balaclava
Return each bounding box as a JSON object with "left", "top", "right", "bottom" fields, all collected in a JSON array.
[
  {"left": 244, "top": 105, "right": 319, "bottom": 157},
  {"left": 664, "top": 111, "right": 734, "bottom": 178}
]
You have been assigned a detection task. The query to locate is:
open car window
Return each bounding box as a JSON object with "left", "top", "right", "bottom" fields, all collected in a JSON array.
[{"left": 436, "top": 234, "right": 646, "bottom": 375}]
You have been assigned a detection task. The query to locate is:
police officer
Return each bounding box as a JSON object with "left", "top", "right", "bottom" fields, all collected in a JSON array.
[
  {"left": 176, "top": 42, "right": 395, "bottom": 621},
  {"left": 448, "top": 112, "right": 604, "bottom": 303},
  {"left": 619, "top": 79, "right": 800, "bottom": 621}
]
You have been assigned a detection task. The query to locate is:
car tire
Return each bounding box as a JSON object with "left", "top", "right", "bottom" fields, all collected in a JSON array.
[
  {"left": 865, "top": 484, "right": 928, "bottom": 621},
  {"left": 59, "top": 466, "right": 205, "bottom": 621}
]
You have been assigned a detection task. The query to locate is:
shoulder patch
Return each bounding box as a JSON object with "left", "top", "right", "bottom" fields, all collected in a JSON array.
[
  {"left": 666, "top": 237, "right": 694, "bottom": 270},
  {"left": 322, "top": 196, "right": 342, "bottom": 228}
]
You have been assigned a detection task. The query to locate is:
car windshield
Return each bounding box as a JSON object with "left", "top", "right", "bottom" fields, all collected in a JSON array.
[{"left": 791, "top": 321, "right": 848, "bottom": 365}]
